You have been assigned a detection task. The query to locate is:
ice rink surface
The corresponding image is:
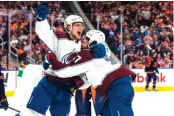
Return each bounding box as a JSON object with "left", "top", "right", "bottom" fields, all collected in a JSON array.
[{"left": 1, "top": 92, "right": 174, "bottom": 116}]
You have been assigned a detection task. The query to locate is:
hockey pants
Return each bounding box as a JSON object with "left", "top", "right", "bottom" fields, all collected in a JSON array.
[
  {"left": 98, "top": 76, "right": 135, "bottom": 116},
  {"left": 27, "top": 77, "right": 71, "bottom": 116}
]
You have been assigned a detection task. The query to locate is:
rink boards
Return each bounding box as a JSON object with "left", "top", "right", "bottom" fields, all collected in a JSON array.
[
  {"left": 4, "top": 65, "right": 174, "bottom": 97},
  {"left": 132, "top": 69, "right": 174, "bottom": 92}
]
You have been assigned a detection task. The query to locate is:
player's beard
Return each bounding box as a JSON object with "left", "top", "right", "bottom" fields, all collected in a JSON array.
[{"left": 72, "top": 32, "right": 81, "bottom": 40}]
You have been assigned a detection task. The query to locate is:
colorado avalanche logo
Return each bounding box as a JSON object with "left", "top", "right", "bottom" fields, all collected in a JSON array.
[
  {"left": 61, "top": 49, "right": 80, "bottom": 64},
  {"left": 61, "top": 52, "right": 73, "bottom": 64}
]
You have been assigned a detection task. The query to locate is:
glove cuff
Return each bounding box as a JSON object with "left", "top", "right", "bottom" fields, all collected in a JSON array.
[
  {"left": 37, "top": 17, "right": 44, "bottom": 21},
  {"left": 45, "top": 55, "right": 51, "bottom": 64}
]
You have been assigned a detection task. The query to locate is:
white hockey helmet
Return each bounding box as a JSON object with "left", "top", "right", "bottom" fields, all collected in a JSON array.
[
  {"left": 85, "top": 30, "right": 105, "bottom": 47},
  {"left": 85, "top": 30, "right": 111, "bottom": 58},
  {"left": 64, "top": 15, "right": 83, "bottom": 33}
]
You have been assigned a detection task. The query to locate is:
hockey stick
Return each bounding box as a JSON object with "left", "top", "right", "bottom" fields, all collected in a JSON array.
[
  {"left": 8, "top": 106, "right": 20, "bottom": 113},
  {"left": 8, "top": 106, "right": 48, "bottom": 116},
  {"left": 0, "top": 105, "right": 20, "bottom": 112}
]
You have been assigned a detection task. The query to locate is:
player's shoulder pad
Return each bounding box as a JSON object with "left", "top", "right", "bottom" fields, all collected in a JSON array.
[
  {"left": 79, "top": 50, "right": 93, "bottom": 59},
  {"left": 54, "top": 30, "right": 68, "bottom": 39}
]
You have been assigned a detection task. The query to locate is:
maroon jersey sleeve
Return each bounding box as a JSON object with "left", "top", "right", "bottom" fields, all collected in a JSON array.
[{"left": 47, "top": 50, "right": 93, "bottom": 70}]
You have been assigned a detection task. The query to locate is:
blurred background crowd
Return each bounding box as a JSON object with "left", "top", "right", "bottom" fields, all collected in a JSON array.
[{"left": 0, "top": 1, "right": 173, "bottom": 70}]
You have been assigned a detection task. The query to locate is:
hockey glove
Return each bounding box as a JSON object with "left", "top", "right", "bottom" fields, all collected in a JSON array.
[
  {"left": 43, "top": 61, "right": 50, "bottom": 70},
  {"left": 35, "top": 2, "right": 50, "bottom": 21},
  {"left": 0, "top": 98, "right": 9, "bottom": 110},
  {"left": 43, "top": 54, "right": 52, "bottom": 70},
  {"left": 90, "top": 43, "right": 106, "bottom": 59}
]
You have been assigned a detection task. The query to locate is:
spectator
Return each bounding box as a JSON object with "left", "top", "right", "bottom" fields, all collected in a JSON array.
[
  {"left": 140, "top": 24, "right": 149, "bottom": 37},
  {"left": 0, "top": 1, "right": 173, "bottom": 69},
  {"left": 81, "top": 1, "right": 173, "bottom": 68}
]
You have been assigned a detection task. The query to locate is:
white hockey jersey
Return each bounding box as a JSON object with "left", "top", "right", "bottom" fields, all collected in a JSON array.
[
  {"left": 35, "top": 19, "right": 81, "bottom": 62},
  {"left": 35, "top": 19, "right": 92, "bottom": 88}
]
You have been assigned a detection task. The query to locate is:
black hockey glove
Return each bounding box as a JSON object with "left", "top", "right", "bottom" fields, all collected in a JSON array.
[{"left": 0, "top": 98, "right": 9, "bottom": 110}]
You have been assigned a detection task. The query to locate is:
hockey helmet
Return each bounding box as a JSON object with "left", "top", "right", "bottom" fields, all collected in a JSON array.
[
  {"left": 64, "top": 15, "right": 83, "bottom": 33},
  {"left": 85, "top": 30, "right": 105, "bottom": 47}
]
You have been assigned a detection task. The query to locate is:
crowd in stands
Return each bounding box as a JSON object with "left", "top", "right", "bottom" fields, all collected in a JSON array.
[
  {"left": 80, "top": 1, "right": 173, "bottom": 68},
  {"left": 0, "top": 1, "right": 173, "bottom": 70},
  {"left": 0, "top": 1, "right": 67, "bottom": 70}
]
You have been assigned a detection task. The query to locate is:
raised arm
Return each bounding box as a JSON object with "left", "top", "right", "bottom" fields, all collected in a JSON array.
[
  {"left": 35, "top": 20, "right": 58, "bottom": 54},
  {"left": 35, "top": 2, "right": 58, "bottom": 55}
]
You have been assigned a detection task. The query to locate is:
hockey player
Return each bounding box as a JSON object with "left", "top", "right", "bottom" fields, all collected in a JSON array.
[
  {"left": 0, "top": 63, "right": 9, "bottom": 110},
  {"left": 75, "top": 30, "right": 136, "bottom": 116},
  {"left": 75, "top": 30, "right": 109, "bottom": 116},
  {"left": 145, "top": 50, "right": 159, "bottom": 91},
  {"left": 46, "top": 30, "right": 136, "bottom": 116},
  {"left": 17, "top": 3, "right": 106, "bottom": 116},
  {"left": 74, "top": 35, "right": 94, "bottom": 116}
]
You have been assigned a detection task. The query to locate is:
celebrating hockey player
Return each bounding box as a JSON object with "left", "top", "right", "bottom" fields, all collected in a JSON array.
[
  {"left": 75, "top": 30, "right": 110, "bottom": 116},
  {"left": 74, "top": 30, "right": 136, "bottom": 116},
  {"left": 43, "top": 30, "right": 136, "bottom": 116},
  {"left": 17, "top": 2, "right": 106, "bottom": 116},
  {"left": 0, "top": 63, "right": 9, "bottom": 111}
]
